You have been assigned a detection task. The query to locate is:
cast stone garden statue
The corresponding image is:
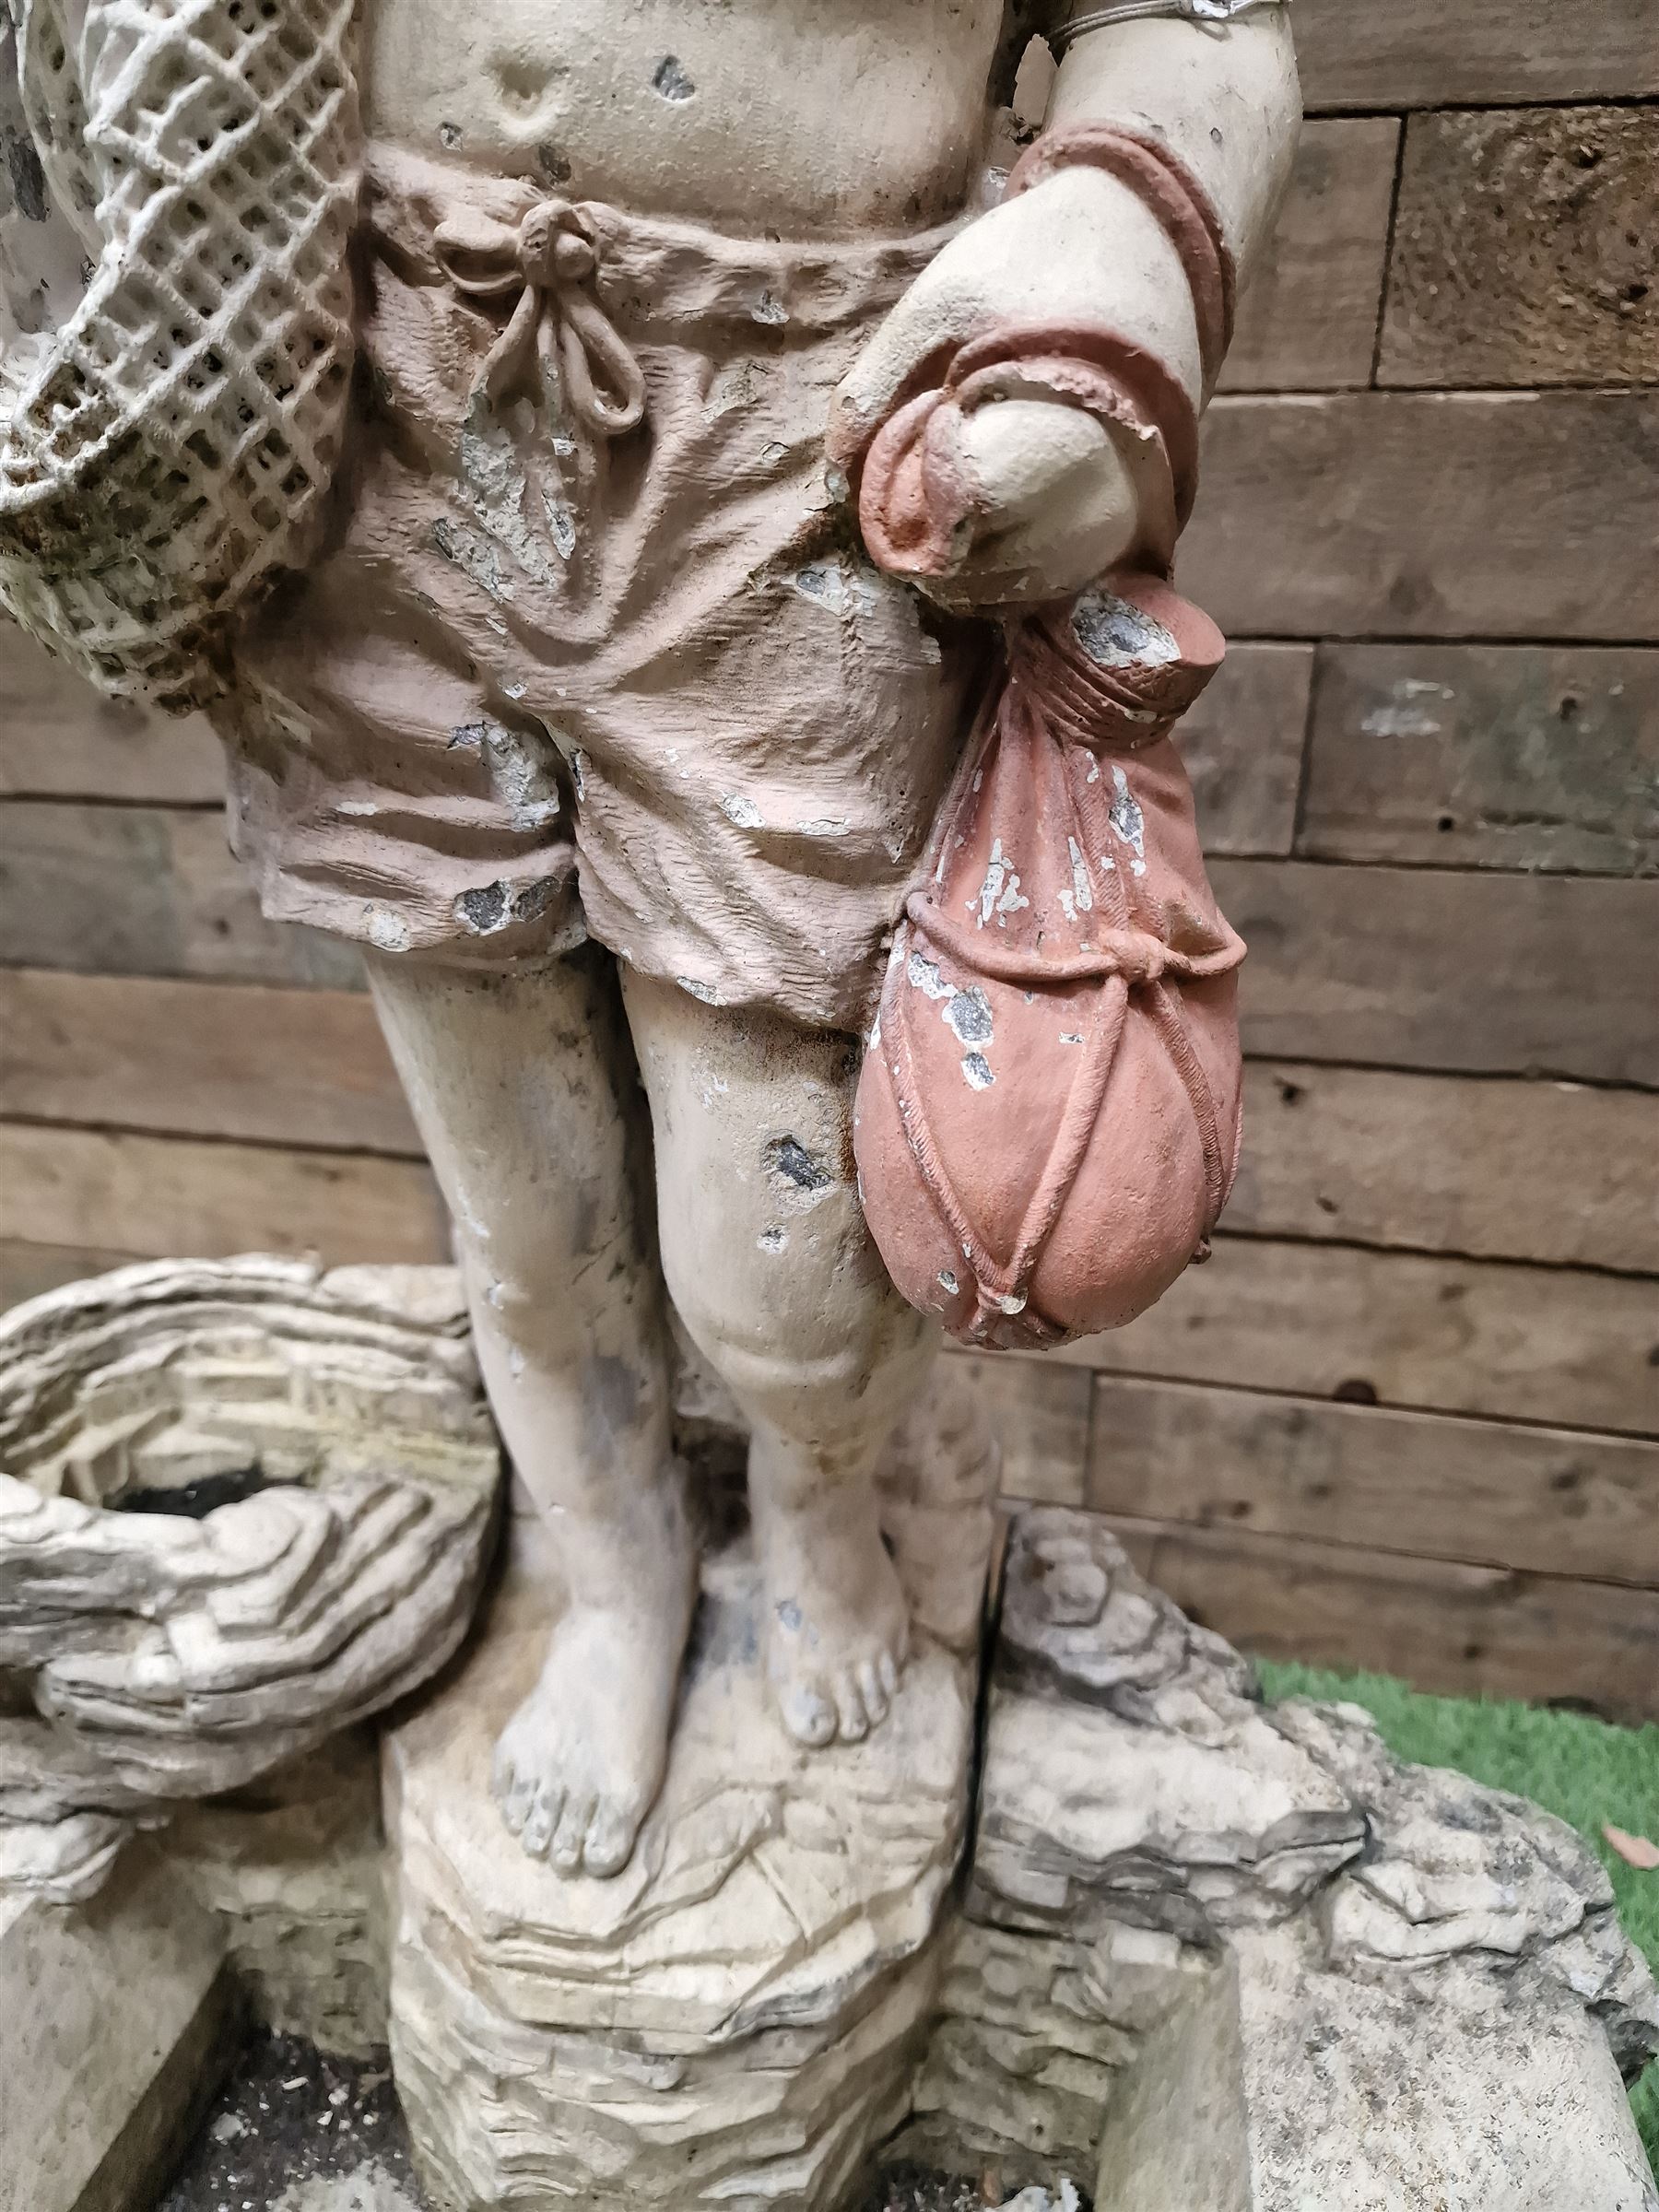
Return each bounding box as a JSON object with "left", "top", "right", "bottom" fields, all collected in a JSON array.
[{"left": 0, "top": 0, "right": 1298, "bottom": 1880}]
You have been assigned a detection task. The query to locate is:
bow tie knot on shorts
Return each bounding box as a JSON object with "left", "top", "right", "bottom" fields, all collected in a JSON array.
[{"left": 214, "top": 146, "right": 980, "bottom": 1035}]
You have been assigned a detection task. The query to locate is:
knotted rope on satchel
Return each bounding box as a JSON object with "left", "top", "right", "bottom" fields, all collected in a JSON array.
[
  {"left": 838, "top": 112, "right": 1250, "bottom": 1349},
  {"left": 1, "top": 0, "right": 364, "bottom": 706},
  {"left": 433, "top": 198, "right": 646, "bottom": 437},
  {"left": 854, "top": 575, "right": 1244, "bottom": 1352}
]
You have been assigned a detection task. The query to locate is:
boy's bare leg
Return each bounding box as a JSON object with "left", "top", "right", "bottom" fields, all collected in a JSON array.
[
  {"left": 365, "top": 950, "right": 696, "bottom": 1876},
  {"left": 620, "top": 969, "right": 934, "bottom": 1748}
]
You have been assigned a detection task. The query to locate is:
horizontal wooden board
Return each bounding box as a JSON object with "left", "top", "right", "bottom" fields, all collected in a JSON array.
[
  {"left": 1185, "top": 394, "right": 1659, "bottom": 642},
  {"left": 1227, "top": 1061, "right": 1659, "bottom": 1274},
  {"left": 1219, "top": 118, "right": 1398, "bottom": 394},
  {"left": 0, "top": 802, "right": 360, "bottom": 988},
  {"left": 1213, "top": 860, "right": 1659, "bottom": 1087},
  {"left": 956, "top": 1353, "right": 1092, "bottom": 1507},
  {"left": 1291, "top": 0, "right": 1659, "bottom": 111},
  {"left": 0, "top": 1122, "right": 448, "bottom": 1266},
  {"left": 0, "top": 1241, "right": 139, "bottom": 1314},
  {"left": 1112, "top": 1515, "right": 1659, "bottom": 1721},
  {"left": 1179, "top": 643, "right": 1311, "bottom": 859},
  {"left": 1089, "top": 1375, "right": 1659, "bottom": 1586},
  {"left": 0, "top": 623, "right": 223, "bottom": 803},
  {"left": 1300, "top": 642, "right": 1659, "bottom": 876},
  {"left": 0, "top": 969, "right": 419, "bottom": 1154},
  {"left": 1061, "top": 1234, "right": 1659, "bottom": 1435},
  {"left": 1381, "top": 107, "right": 1659, "bottom": 391}
]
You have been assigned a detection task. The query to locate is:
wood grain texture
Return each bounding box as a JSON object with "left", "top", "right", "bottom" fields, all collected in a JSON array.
[
  {"left": 0, "top": 802, "right": 360, "bottom": 987},
  {"left": 954, "top": 1354, "right": 1092, "bottom": 1506},
  {"left": 1291, "top": 0, "right": 1659, "bottom": 112},
  {"left": 1381, "top": 107, "right": 1659, "bottom": 391},
  {"left": 1229, "top": 1061, "right": 1659, "bottom": 1274},
  {"left": 1088, "top": 1375, "right": 1659, "bottom": 1585},
  {"left": 0, "top": 969, "right": 419, "bottom": 1153},
  {"left": 1185, "top": 394, "right": 1659, "bottom": 642},
  {"left": 1213, "top": 860, "right": 1659, "bottom": 1087},
  {"left": 1060, "top": 1235, "right": 1659, "bottom": 1436},
  {"left": 1219, "top": 118, "right": 1399, "bottom": 393},
  {"left": 0, "top": 1241, "right": 138, "bottom": 1312},
  {"left": 0, "top": 623, "right": 222, "bottom": 803},
  {"left": 1179, "top": 643, "right": 1312, "bottom": 859},
  {"left": 1112, "top": 1516, "right": 1659, "bottom": 1720},
  {"left": 1300, "top": 642, "right": 1659, "bottom": 876},
  {"left": 0, "top": 1121, "right": 448, "bottom": 1265}
]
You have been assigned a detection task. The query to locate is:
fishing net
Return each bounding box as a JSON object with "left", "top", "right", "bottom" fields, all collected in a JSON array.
[{"left": 1, "top": 0, "right": 361, "bottom": 705}]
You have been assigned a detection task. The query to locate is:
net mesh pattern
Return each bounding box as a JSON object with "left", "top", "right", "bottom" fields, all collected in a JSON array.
[{"left": 1, "top": 0, "right": 361, "bottom": 704}]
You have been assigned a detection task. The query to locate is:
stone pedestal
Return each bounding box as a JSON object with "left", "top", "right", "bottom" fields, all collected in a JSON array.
[
  {"left": 0, "top": 1843, "right": 237, "bottom": 2212},
  {"left": 385, "top": 1389, "right": 999, "bottom": 2212},
  {"left": 385, "top": 1489, "right": 1659, "bottom": 2212}
]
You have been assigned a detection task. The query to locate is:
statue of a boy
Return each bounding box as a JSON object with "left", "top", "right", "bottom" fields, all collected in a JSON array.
[{"left": 4, "top": 0, "right": 1298, "bottom": 1878}]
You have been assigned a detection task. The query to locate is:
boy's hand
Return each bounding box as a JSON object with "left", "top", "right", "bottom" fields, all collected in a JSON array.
[{"left": 829, "top": 166, "right": 1202, "bottom": 607}]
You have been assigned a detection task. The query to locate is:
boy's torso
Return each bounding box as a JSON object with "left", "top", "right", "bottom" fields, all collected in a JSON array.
[{"left": 361, "top": 0, "right": 1021, "bottom": 232}]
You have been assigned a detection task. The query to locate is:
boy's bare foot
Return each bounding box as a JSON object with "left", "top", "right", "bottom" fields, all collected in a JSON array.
[
  {"left": 757, "top": 1486, "right": 910, "bottom": 1748},
  {"left": 493, "top": 1570, "right": 696, "bottom": 1877}
]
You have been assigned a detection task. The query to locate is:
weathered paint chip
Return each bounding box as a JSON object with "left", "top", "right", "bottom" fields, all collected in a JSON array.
[
  {"left": 1072, "top": 590, "right": 1179, "bottom": 670},
  {"left": 456, "top": 881, "right": 511, "bottom": 934},
  {"left": 766, "top": 1135, "right": 833, "bottom": 1191},
  {"left": 943, "top": 985, "right": 993, "bottom": 1048},
  {"left": 652, "top": 54, "right": 697, "bottom": 100}
]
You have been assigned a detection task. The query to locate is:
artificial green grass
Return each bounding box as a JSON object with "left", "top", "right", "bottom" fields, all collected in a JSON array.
[{"left": 1258, "top": 1659, "right": 1659, "bottom": 2174}]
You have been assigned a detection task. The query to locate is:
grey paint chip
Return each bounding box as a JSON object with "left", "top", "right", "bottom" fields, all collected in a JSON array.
[{"left": 652, "top": 55, "right": 696, "bottom": 100}]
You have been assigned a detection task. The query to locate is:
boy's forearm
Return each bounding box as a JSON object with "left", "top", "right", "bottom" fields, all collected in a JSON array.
[{"left": 1041, "top": 6, "right": 1300, "bottom": 287}]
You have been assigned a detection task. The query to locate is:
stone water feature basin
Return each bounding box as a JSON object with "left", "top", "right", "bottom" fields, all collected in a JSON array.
[{"left": 0, "top": 1256, "right": 502, "bottom": 1902}]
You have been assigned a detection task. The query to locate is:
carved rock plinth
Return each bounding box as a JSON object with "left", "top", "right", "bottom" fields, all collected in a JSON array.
[
  {"left": 907, "top": 1506, "right": 1659, "bottom": 2210},
  {"left": 0, "top": 1257, "right": 501, "bottom": 1901},
  {"left": 385, "top": 1463, "right": 992, "bottom": 2212}
]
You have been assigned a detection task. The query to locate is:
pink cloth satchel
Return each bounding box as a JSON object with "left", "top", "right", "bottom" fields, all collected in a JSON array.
[
  {"left": 835, "top": 129, "right": 1250, "bottom": 1351},
  {"left": 853, "top": 572, "right": 1244, "bottom": 1351}
]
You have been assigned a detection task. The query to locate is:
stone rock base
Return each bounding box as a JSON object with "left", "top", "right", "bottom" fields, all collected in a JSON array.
[
  {"left": 384, "top": 1373, "right": 999, "bottom": 2212},
  {"left": 0, "top": 1842, "right": 238, "bottom": 2212},
  {"left": 1094, "top": 1924, "right": 1658, "bottom": 2211},
  {"left": 163, "top": 1730, "right": 390, "bottom": 2058},
  {"left": 918, "top": 1506, "right": 1659, "bottom": 2212},
  {"left": 386, "top": 1494, "right": 1659, "bottom": 2212},
  {"left": 386, "top": 1537, "right": 984, "bottom": 2212}
]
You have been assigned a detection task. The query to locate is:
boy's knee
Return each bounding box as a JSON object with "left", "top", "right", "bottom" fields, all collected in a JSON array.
[
  {"left": 453, "top": 1171, "right": 629, "bottom": 1348},
  {"left": 675, "top": 1239, "right": 927, "bottom": 1438}
]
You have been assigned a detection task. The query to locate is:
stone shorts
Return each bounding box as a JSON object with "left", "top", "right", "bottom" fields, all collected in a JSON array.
[{"left": 217, "top": 147, "right": 982, "bottom": 1034}]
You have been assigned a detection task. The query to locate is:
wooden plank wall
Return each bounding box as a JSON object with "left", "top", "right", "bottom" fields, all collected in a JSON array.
[{"left": 2, "top": 0, "right": 1656, "bottom": 1712}]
